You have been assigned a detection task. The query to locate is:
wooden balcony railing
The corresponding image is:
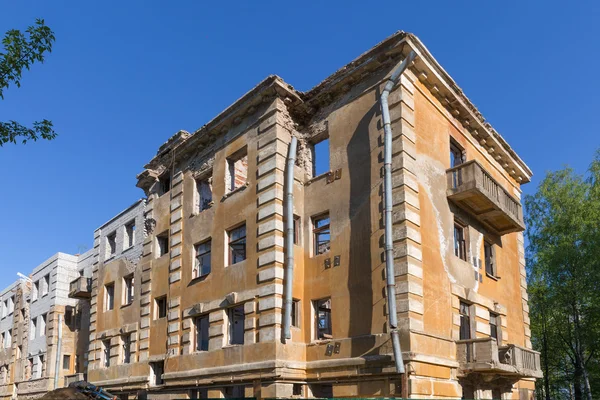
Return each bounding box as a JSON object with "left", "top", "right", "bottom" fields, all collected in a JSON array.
[{"left": 447, "top": 160, "right": 525, "bottom": 235}]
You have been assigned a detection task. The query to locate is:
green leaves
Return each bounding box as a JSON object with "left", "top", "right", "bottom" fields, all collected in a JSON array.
[{"left": 0, "top": 19, "right": 56, "bottom": 146}]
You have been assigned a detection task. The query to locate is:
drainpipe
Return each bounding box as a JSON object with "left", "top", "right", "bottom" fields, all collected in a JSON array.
[
  {"left": 53, "top": 313, "right": 63, "bottom": 389},
  {"left": 283, "top": 136, "right": 298, "bottom": 340},
  {"left": 381, "top": 51, "right": 417, "bottom": 374}
]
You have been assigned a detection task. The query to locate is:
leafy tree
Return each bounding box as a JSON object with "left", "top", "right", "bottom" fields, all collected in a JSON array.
[
  {"left": 526, "top": 151, "right": 600, "bottom": 400},
  {"left": 0, "top": 19, "right": 56, "bottom": 146}
]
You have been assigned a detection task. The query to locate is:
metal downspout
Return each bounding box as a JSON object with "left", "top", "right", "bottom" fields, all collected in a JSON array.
[
  {"left": 381, "top": 51, "right": 417, "bottom": 374},
  {"left": 283, "top": 136, "right": 298, "bottom": 340},
  {"left": 53, "top": 313, "right": 63, "bottom": 389}
]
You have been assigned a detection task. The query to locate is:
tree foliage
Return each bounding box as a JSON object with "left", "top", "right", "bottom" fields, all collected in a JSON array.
[
  {"left": 0, "top": 19, "right": 56, "bottom": 146},
  {"left": 526, "top": 151, "right": 600, "bottom": 400}
]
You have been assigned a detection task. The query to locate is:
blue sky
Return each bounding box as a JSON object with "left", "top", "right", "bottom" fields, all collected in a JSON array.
[{"left": 1, "top": 1, "right": 598, "bottom": 289}]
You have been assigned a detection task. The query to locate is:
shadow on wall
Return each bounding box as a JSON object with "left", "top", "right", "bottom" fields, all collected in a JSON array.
[{"left": 346, "top": 96, "right": 379, "bottom": 357}]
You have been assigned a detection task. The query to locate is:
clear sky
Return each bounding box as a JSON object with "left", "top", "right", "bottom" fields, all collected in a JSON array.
[{"left": 1, "top": 1, "right": 598, "bottom": 290}]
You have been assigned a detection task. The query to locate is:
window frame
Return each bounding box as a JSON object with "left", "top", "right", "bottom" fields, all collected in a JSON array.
[
  {"left": 102, "top": 339, "right": 111, "bottom": 368},
  {"left": 154, "top": 296, "right": 167, "bottom": 320},
  {"left": 453, "top": 220, "right": 468, "bottom": 261},
  {"left": 193, "top": 239, "right": 212, "bottom": 279},
  {"left": 227, "top": 305, "right": 245, "bottom": 346},
  {"left": 489, "top": 312, "right": 499, "bottom": 343},
  {"left": 228, "top": 224, "right": 247, "bottom": 265},
  {"left": 105, "top": 283, "right": 115, "bottom": 311},
  {"left": 293, "top": 215, "right": 301, "bottom": 245},
  {"left": 124, "top": 220, "right": 136, "bottom": 249},
  {"left": 123, "top": 274, "right": 135, "bottom": 306},
  {"left": 291, "top": 299, "right": 300, "bottom": 328},
  {"left": 226, "top": 148, "right": 248, "bottom": 193},
  {"left": 156, "top": 231, "right": 169, "bottom": 258},
  {"left": 62, "top": 354, "right": 71, "bottom": 371},
  {"left": 459, "top": 301, "right": 471, "bottom": 340},
  {"left": 484, "top": 239, "right": 496, "bottom": 277},
  {"left": 314, "top": 298, "right": 332, "bottom": 340},
  {"left": 122, "top": 334, "right": 132, "bottom": 364},
  {"left": 196, "top": 177, "right": 213, "bottom": 212},
  {"left": 312, "top": 213, "right": 331, "bottom": 256},
  {"left": 193, "top": 315, "right": 209, "bottom": 352}
]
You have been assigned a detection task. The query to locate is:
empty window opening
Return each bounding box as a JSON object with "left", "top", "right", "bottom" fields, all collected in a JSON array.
[
  {"left": 42, "top": 275, "right": 49, "bottom": 296},
  {"left": 150, "top": 361, "right": 164, "bottom": 386},
  {"left": 123, "top": 274, "right": 135, "bottom": 306},
  {"left": 4, "top": 331, "right": 11, "bottom": 348},
  {"left": 196, "top": 178, "right": 213, "bottom": 212},
  {"left": 194, "top": 315, "right": 209, "bottom": 352},
  {"left": 459, "top": 301, "right": 471, "bottom": 340},
  {"left": 125, "top": 220, "right": 136, "bottom": 249},
  {"left": 453, "top": 221, "right": 467, "bottom": 261},
  {"left": 313, "top": 213, "right": 331, "bottom": 255},
  {"left": 450, "top": 139, "right": 465, "bottom": 188},
  {"left": 30, "top": 318, "right": 37, "bottom": 339},
  {"left": 293, "top": 215, "right": 301, "bottom": 245},
  {"left": 107, "top": 232, "right": 117, "bottom": 256},
  {"left": 32, "top": 281, "right": 39, "bottom": 301},
  {"left": 105, "top": 283, "right": 115, "bottom": 311},
  {"left": 159, "top": 173, "right": 171, "bottom": 196},
  {"left": 228, "top": 305, "right": 245, "bottom": 345},
  {"left": 39, "top": 314, "right": 46, "bottom": 337},
  {"left": 224, "top": 385, "right": 245, "bottom": 399},
  {"left": 1, "top": 300, "right": 5, "bottom": 319},
  {"left": 155, "top": 296, "right": 167, "bottom": 320},
  {"left": 35, "top": 354, "right": 44, "bottom": 378},
  {"left": 63, "top": 354, "right": 71, "bottom": 370},
  {"left": 484, "top": 240, "right": 496, "bottom": 277},
  {"left": 314, "top": 298, "right": 332, "bottom": 340},
  {"left": 8, "top": 296, "right": 14, "bottom": 315},
  {"left": 193, "top": 240, "right": 212, "bottom": 279},
  {"left": 310, "top": 384, "right": 333, "bottom": 398},
  {"left": 122, "top": 334, "right": 131, "bottom": 364},
  {"left": 228, "top": 225, "right": 246, "bottom": 265},
  {"left": 293, "top": 383, "right": 303, "bottom": 396},
  {"left": 291, "top": 299, "right": 300, "bottom": 328},
  {"left": 102, "top": 339, "right": 111, "bottom": 368},
  {"left": 189, "top": 388, "right": 209, "bottom": 399},
  {"left": 312, "top": 138, "right": 330, "bottom": 177},
  {"left": 489, "top": 312, "right": 499, "bottom": 342},
  {"left": 156, "top": 232, "right": 169, "bottom": 258},
  {"left": 226, "top": 149, "right": 248, "bottom": 192}
]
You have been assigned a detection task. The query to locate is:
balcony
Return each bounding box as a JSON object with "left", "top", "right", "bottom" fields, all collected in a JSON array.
[
  {"left": 69, "top": 276, "right": 91, "bottom": 299},
  {"left": 456, "top": 338, "right": 542, "bottom": 379},
  {"left": 447, "top": 160, "right": 525, "bottom": 235}
]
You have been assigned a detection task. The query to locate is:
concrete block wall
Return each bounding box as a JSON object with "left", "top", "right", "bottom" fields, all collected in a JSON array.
[{"left": 96, "top": 200, "right": 146, "bottom": 265}]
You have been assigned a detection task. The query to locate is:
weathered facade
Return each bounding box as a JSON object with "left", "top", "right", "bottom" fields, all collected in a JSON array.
[
  {"left": 84, "top": 32, "right": 540, "bottom": 399},
  {"left": 0, "top": 31, "right": 540, "bottom": 399}
]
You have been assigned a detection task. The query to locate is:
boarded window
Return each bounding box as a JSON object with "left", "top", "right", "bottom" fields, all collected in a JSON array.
[
  {"left": 459, "top": 301, "right": 471, "bottom": 340},
  {"left": 228, "top": 225, "right": 246, "bottom": 265},
  {"left": 197, "top": 178, "right": 213, "bottom": 211},
  {"left": 228, "top": 305, "right": 245, "bottom": 345},
  {"left": 194, "top": 315, "right": 209, "bottom": 352},
  {"left": 105, "top": 283, "right": 115, "bottom": 311},
  {"left": 226, "top": 149, "right": 248, "bottom": 192},
  {"left": 313, "top": 214, "right": 331, "bottom": 255},
  {"left": 454, "top": 221, "right": 467, "bottom": 261},
  {"left": 193, "top": 240, "right": 211, "bottom": 278},
  {"left": 314, "top": 298, "right": 332, "bottom": 339}
]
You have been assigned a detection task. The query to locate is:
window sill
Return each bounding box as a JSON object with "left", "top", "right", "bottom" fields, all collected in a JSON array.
[
  {"left": 222, "top": 182, "right": 249, "bottom": 201},
  {"left": 190, "top": 203, "right": 214, "bottom": 218},
  {"left": 121, "top": 303, "right": 133, "bottom": 309},
  {"left": 105, "top": 255, "right": 116, "bottom": 263},
  {"left": 190, "top": 273, "right": 210, "bottom": 283},
  {"left": 308, "top": 338, "right": 333, "bottom": 346},
  {"left": 122, "top": 246, "right": 134, "bottom": 254},
  {"left": 304, "top": 171, "right": 331, "bottom": 186},
  {"left": 486, "top": 273, "right": 500, "bottom": 281}
]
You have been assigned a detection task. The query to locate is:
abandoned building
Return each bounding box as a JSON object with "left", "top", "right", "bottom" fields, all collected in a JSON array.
[{"left": 0, "top": 31, "right": 540, "bottom": 399}]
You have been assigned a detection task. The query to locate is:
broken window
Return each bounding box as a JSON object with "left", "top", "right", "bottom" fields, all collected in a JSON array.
[
  {"left": 489, "top": 312, "right": 499, "bottom": 342},
  {"left": 228, "top": 305, "right": 245, "bottom": 345},
  {"left": 156, "top": 231, "right": 169, "bottom": 258},
  {"left": 105, "top": 283, "right": 115, "bottom": 311},
  {"left": 107, "top": 232, "right": 117, "bottom": 257},
  {"left": 193, "top": 240, "right": 211, "bottom": 279},
  {"left": 150, "top": 361, "right": 164, "bottom": 386},
  {"left": 39, "top": 314, "right": 46, "bottom": 337},
  {"left": 226, "top": 148, "right": 248, "bottom": 192},
  {"left": 312, "top": 137, "right": 330, "bottom": 177},
  {"left": 159, "top": 173, "right": 171, "bottom": 196},
  {"left": 123, "top": 274, "right": 134, "bottom": 306},
  {"left": 122, "top": 334, "right": 131, "bottom": 364},
  {"left": 459, "top": 301, "right": 471, "bottom": 340},
  {"left": 194, "top": 315, "right": 209, "bottom": 352},
  {"left": 313, "top": 213, "right": 331, "bottom": 255},
  {"left": 155, "top": 296, "right": 167, "bottom": 320},
  {"left": 228, "top": 224, "right": 246, "bottom": 265},
  {"left": 484, "top": 239, "right": 496, "bottom": 277},
  {"left": 102, "top": 339, "right": 110, "bottom": 368},
  {"left": 314, "top": 298, "right": 332, "bottom": 340},
  {"left": 196, "top": 178, "right": 213, "bottom": 212},
  {"left": 125, "top": 220, "right": 136, "bottom": 249},
  {"left": 450, "top": 139, "right": 465, "bottom": 188},
  {"left": 453, "top": 220, "right": 467, "bottom": 261}
]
